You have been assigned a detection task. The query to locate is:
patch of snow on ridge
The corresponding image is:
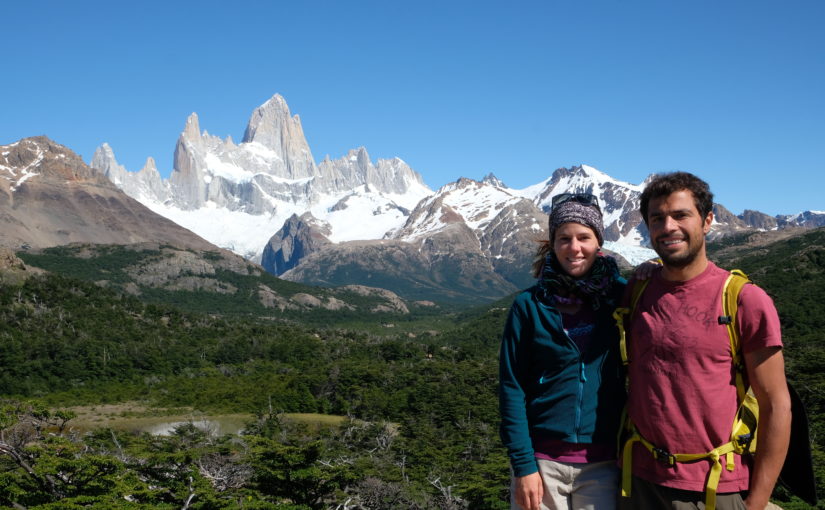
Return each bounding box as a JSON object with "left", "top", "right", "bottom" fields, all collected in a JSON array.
[
  {"left": 204, "top": 153, "right": 256, "bottom": 183},
  {"left": 138, "top": 199, "right": 303, "bottom": 262},
  {"left": 10, "top": 146, "right": 44, "bottom": 192},
  {"left": 394, "top": 179, "right": 434, "bottom": 209},
  {"left": 786, "top": 210, "right": 825, "bottom": 219},
  {"left": 310, "top": 188, "right": 412, "bottom": 243},
  {"left": 243, "top": 141, "right": 282, "bottom": 162},
  {"left": 512, "top": 176, "right": 552, "bottom": 200},
  {"left": 580, "top": 165, "right": 640, "bottom": 190},
  {"left": 13, "top": 171, "right": 39, "bottom": 190},
  {"left": 442, "top": 181, "right": 521, "bottom": 231}
]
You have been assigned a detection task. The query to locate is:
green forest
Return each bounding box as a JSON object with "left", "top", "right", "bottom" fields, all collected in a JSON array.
[{"left": 0, "top": 228, "right": 824, "bottom": 509}]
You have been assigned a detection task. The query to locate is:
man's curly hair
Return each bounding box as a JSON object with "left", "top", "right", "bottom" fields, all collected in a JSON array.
[{"left": 640, "top": 172, "right": 714, "bottom": 225}]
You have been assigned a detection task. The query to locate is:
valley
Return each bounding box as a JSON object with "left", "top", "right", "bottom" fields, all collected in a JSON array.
[{"left": 0, "top": 228, "right": 823, "bottom": 508}]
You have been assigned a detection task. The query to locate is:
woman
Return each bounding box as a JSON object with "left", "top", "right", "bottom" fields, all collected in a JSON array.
[{"left": 499, "top": 193, "right": 626, "bottom": 510}]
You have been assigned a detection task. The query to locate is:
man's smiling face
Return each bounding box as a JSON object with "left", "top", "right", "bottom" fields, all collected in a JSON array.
[{"left": 647, "top": 189, "right": 713, "bottom": 269}]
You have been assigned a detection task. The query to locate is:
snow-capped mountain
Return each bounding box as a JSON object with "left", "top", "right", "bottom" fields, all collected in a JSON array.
[
  {"left": 86, "top": 93, "right": 823, "bottom": 302},
  {"left": 266, "top": 171, "right": 652, "bottom": 301},
  {"left": 778, "top": 210, "right": 825, "bottom": 229},
  {"left": 518, "top": 165, "right": 647, "bottom": 245},
  {"left": 91, "top": 94, "right": 430, "bottom": 261}
]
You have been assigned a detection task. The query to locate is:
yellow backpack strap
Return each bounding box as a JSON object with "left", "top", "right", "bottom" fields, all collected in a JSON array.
[
  {"left": 613, "top": 278, "right": 650, "bottom": 365},
  {"left": 720, "top": 269, "right": 751, "bottom": 401},
  {"left": 616, "top": 278, "right": 652, "bottom": 499},
  {"left": 621, "top": 270, "right": 756, "bottom": 510}
]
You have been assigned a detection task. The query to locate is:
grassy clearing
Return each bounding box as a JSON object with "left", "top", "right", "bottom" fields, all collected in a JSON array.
[{"left": 62, "top": 402, "right": 348, "bottom": 435}]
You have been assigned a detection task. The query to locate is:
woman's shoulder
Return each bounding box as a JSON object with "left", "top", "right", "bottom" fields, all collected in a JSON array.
[
  {"left": 510, "top": 284, "right": 550, "bottom": 309},
  {"left": 512, "top": 284, "right": 540, "bottom": 302}
]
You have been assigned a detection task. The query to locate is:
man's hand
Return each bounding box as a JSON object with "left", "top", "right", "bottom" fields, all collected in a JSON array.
[
  {"left": 514, "top": 471, "right": 544, "bottom": 510},
  {"left": 632, "top": 258, "right": 662, "bottom": 280},
  {"left": 744, "top": 346, "right": 791, "bottom": 510}
]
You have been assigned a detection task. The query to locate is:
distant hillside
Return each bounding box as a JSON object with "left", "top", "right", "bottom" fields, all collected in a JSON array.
[
  {"left": 15, "top": 243, "right": 439, "bottom": 325},
  {"left": 0, "top": 137, "right": 217, "bottom": 252}
]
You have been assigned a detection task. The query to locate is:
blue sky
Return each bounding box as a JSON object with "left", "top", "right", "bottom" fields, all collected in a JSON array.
[{"left": 2, "top": 0, "right": 823, "bottom": 216}]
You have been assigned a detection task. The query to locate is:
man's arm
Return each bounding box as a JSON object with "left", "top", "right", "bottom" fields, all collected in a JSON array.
[{"left": 743, "top": 346, "right": 791, "bottom": 510}]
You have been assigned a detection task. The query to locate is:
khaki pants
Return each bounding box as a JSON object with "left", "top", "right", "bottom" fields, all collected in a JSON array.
[
  {"left": 511, "top": 459, "right": 619, "bottom": 510},
  {"left": 619, "top": 475, "right": 746, "bottom": 510}
]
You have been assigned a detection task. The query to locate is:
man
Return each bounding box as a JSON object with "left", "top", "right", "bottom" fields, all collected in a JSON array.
[{"left": 621, "top": 172, "right": 791, "bottom": 510}]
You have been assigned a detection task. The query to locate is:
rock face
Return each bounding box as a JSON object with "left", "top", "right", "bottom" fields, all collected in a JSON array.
[
  {"left": 778, "top": 211, "right": 825, "bottom": 229},
  {"left": 0, "top": 248, "right": 41, "bottom": 285},
  {"left": 96, "top": 94, "right": 430, "bottom": 217},
  {"left": 0, "top": 137, "right": 217, "bottom": 252},
  {"left": 739, "top": 209, "right": 777, "bottom": 230},
  {"left": 92, "top": 143, "right": 169, "bottom": 203},
  {"left": 316, "top": 147, "right": 424, "bottom": 196},
  {"left": 241, "top": 95, "right": 317, "bottom": 180},
  {"left": 709, "top": 204, "right": 752, "bottom": 240},
  {"left": 261, "top": 212, "right": 332, "bottom": 275},
  {"left": 279, "top": 177, "right": 549, "bottom": 301},
  {"left": 282, "top": 235, "right": 519, "bottom": 303}
]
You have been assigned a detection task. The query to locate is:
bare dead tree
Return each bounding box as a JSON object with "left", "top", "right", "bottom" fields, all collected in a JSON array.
[
  {"left": 196, "top": 452, "right": 252, "bottom": 492},
  {"left": 0, "top": 403, "right": 73, "bottom": 501},
  {"left": 427, "top": 475, "right": 467, "bottom": 510},
  {"left": 181, "top": 476, "right": 196, "bottom": 510}
]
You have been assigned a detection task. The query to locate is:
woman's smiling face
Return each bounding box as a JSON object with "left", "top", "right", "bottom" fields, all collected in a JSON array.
[{"left": 552, "top": 222, "right": 600, "bottom": 278}]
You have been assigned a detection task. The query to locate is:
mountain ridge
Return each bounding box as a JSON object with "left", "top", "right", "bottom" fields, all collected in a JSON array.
[
  {"left": 85, "top": 94, "right": 824, "bottom": 271},
  {"left": 0, "top": 136, "right": 217, "bottom": 253},
  {"left": 5, "top": 94, "right": 823, "bottom": 304}
]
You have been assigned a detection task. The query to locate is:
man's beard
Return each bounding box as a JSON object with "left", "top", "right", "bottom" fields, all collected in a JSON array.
[{"left": 654, "top": 236, "right": 705, "bottom": 268}]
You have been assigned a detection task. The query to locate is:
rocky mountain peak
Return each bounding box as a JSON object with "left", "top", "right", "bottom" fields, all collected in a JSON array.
[
  {"left": 356, "top": 147, "right": 370, "bottom": 167},
  {"left": 739, "top": 210, "right": 777, "bottom": 230},
  {"left": 482, "top": 173, "right": 506, "bottom": 187},
  {"left": 261, "top": 212, "right": 332, "bottom": 275},
  {"left": 95, "top": 142, "right": 116, "bottom": 160},
  {"left": 242, "top": 95, "right": 293, "bottom": 145},
  {"left": 778, "top": 211, "right": 825, "bottom": 229},
  {"left": 91, "top": 143, "right": 127, "bottom": 183},
  {"left": 707, "top": 204, "right": 751, "bottom": 240},
  {"left": 140, "top": 157, "right": 157, "bottom": 173},
  {"left": 451, "top": 177, "right": 482, "bottom": 190},
  {"left": 183, "top": 113, "right": 201, "bottom": 142},
  {"left": 240, "top": 94, "right": 316, "bottom": 179},
  {"left": 3, "top": 136, "right": 103, "bottom": 186}
]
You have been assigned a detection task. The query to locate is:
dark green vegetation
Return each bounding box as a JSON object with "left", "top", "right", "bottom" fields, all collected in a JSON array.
[
  {"left": 0, "top": 227, "right": 823, "bottom": 508},
  {"left": 0, "top": 261, "right": 510, "bottom": 508}
]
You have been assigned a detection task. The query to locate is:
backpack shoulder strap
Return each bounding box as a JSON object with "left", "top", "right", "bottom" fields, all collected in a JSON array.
[
  {"left": 720, "top": 269, "right": 751, "bottom": 399},
  {"left": 613, "top": 278, "right": 651, "bottom": 365},
  {"left": 621, "top": 268, "right": 762, "bottom": 510}
]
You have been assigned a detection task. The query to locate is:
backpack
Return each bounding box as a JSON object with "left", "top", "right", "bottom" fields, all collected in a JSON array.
[{"left": 613, "top": 270, "right": 761, "bottom": 510}]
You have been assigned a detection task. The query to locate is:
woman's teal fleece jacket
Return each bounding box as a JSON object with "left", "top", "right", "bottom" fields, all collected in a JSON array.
[{"left": 499, "top": 281, "right": 626, "bottom": 477}]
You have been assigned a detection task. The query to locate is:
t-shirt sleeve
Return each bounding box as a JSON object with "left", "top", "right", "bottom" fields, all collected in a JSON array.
[{"left": 737, "top": 284, "right": 783, "bottom": 352}]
